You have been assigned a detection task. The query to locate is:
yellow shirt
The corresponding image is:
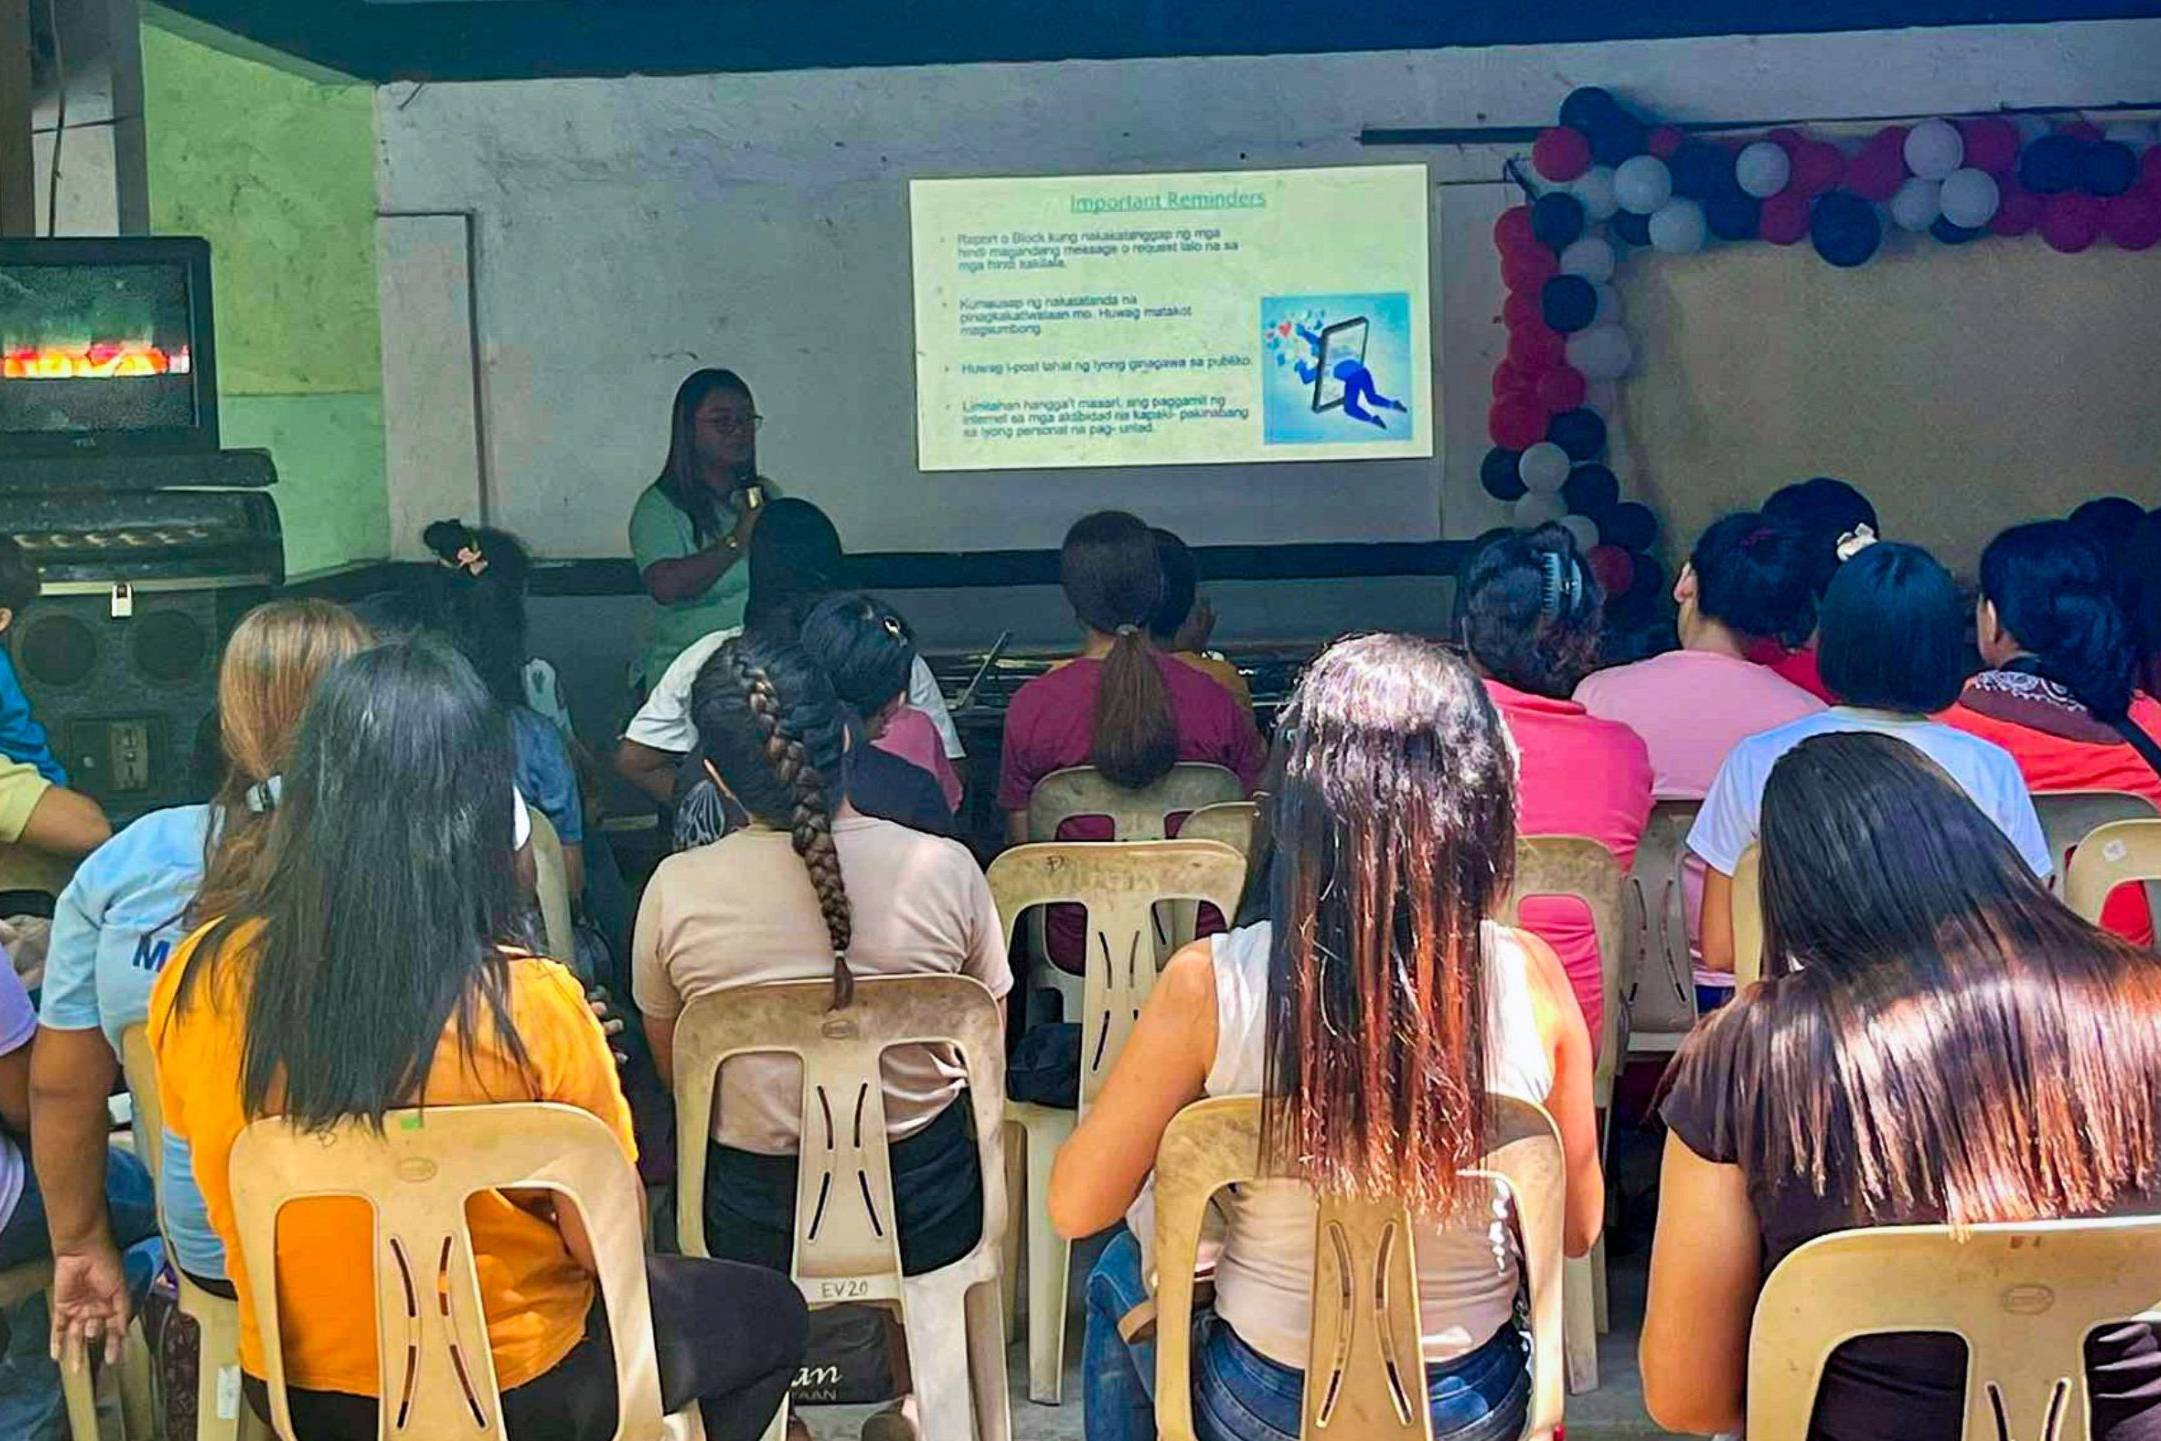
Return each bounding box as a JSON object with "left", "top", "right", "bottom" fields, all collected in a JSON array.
[{"left": 148, "top": 921, "right": 636, "bottom": 1396}]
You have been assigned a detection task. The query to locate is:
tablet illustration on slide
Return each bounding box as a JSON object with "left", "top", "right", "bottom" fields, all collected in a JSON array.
[{"left": 1261, "top": 292, "right": 1413, "bottom": 444}]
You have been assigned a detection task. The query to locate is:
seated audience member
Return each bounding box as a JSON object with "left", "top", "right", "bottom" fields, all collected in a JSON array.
[
  {"left": 1689, "top": 540, "right": 2049, "bottom": 976},
  {"left": 616, "top": 498, "right": 964, "bottom": 810},
  {"left": 1050, "top": 634, "right": 1601, "bottom": 1441},
  {"left": 1643, "top": 733, "right": 2161, "bottom": 1440},
  {"left": 2120, "top": 508, "right": 2161, "bottom": 701},
  {"left": 0, "top": 539, "right": 67, "bottom": 787},
  {"left": 151, "top": 637, "right": 807, "bottom": 1441},
  {"left": 2, "top": 961, "right": 159, "bottom": 1441},
  {"left": 0, "top": 541, "right": 109, "bottom": 872},
  {"left": 33, "top": 601, "right": 367, "bottom": 1375},
  {"left": 1943, "top": 520, "right": 2161, "bottom": 942},
  {"left": 1747, "top": 476, "right": 1880, "bottom": 702},
  {"left": 1456, "top": 525, "right": 1652, "bottom": 1042},
  {"left": 1576, "top": 514, "right": 1823, "bottom": 1002},
  {"left": 1147, "top": 528, "right": 1254, "bottom": 713},
  {"left": 421, "top": 521, "right": 588, "bottom": 895},
  {"left": 799, "top": 592, "right": 961, "bottom": 821},
  {"left": 633, "top": 632, "right": 1008, "bottom": 1441},
  {"left": 2067, "top": 494, "right": 2147, "bottom": 602}
]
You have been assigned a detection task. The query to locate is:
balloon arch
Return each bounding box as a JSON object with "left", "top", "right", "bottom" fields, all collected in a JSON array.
[{"left": 1482, "top": 86, "right": 2161, "bottom": 611}]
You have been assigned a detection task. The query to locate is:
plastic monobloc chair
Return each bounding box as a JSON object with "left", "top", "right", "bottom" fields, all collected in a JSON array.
[
  {"left": 1623, "top": 800, "right": 1702, "bottom": 1054},
  {"left": 528, "top": 806, "right": 577, "bottom": 965},
  {"left": 2064, "top": 817, "right": 2161, "bottom": 928}
]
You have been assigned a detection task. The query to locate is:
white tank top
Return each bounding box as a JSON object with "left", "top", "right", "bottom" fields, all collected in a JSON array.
[{"left": 1204, "top": 919, "right": 1554, "bottom": 1369}]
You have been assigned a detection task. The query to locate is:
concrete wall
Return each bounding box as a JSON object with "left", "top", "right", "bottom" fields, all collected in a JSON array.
[{"left": 141, "top": 11, "right": 387, "bottom": 577}]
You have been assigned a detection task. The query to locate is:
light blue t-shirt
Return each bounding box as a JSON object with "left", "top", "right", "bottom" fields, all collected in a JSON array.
[
  {"left": 37, "top": 803, "right": 226, "bottom": 1277},
  {"left": 1687, "top": 706, "right": 2053, "bottom": 880}
]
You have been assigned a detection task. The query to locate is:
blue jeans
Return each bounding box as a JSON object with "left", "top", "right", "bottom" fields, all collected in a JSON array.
[
  {"left": 1083, "top": 1228, "right": 1531, "bottom": 1441},
  {"left": 0, "top": 1146, "right": 163, "bottom": 1441}
]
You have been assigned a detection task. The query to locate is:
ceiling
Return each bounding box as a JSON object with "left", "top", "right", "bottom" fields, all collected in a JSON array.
[{"left": 152, "top": 0, "right": 2161, "bottom": 83}]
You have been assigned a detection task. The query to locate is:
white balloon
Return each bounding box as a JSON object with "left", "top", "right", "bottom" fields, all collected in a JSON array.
[
  {"left": 1591, "top": 282, "right": 1621, "bottom": 325},
  {"left": 2105, "top": 120, "right": 2157, "bottom": 152},
  {"left": 1559, "top": 236, "right": 1616, "bottom": 284},
  {"left": 1735, "top": 140, "right": 1793, "bottom": 198},
  {"left": 1613, "top": 155, "right": 1673, "bottom": 215},
  {"left": 1518, "top": 442, "right": 1573, "bottom": 494},
  {"left": 1939, "top": 167, "right": 2001, "bottom": 228},
  {"left": 1571, "top": 165, "right": 1619, "bottom": 221},
  {"left": 1903, "top": 118, "right": 1964, "bottom": 180},
  {"left": 1513, "top": 492, "right": 1569, "bottom": 529},
  {"left": 1566, "top": 324, "right": 1634, "bottom": 382},
  {"left": 1648, "top": 198, "right": 1708, "bottom": 254},
  {"left": 1889, "top": 176, "right": 1943, "bottom": 232},
  {"left": 1557, "top": 513, "right": 1602, "bottom": 552}
]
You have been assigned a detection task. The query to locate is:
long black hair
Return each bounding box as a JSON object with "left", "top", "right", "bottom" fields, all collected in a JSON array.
[
  {"left": 1688, "top": 512, "right": 1816, "bottom": 648},
  {"left": 690, "top": 632, "right": 856, "bottom": 1007},
  {"left": 1455, "top": 524, "right": 1604, "bottom": 698},
  {"left": 419, "top": 519, "right": 531, "bottom": 711},
  {"left": 657, "top": 368, "right": 755, "bottom": 546},
  {"left": 1979, "top": 520, "right": 2136, "bottom": 722},
  {"left": 798, "top": 592, "right": 915, "bottom": 720},
  {"left": 1063, "top": 511, "right": 1179, "bottom": 789},
  {"left": 171, "top": 636, "right": 535, "bottom": 1130},
  {"left": 1682, "top": 731, "right": 2161, "bottom": 1225},
  {"left": 744, "top": 497, "right": 846, "bottom": 635}
]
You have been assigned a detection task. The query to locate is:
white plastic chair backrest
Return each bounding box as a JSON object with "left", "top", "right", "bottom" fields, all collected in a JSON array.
[
  {"left": 527, "top": 806, "right": 576, "bottom": 965},
  {"left": 1507, "top": 836, "right": 1627, "bottom": 1094},
  {"left": 669, "top": 974, "right": 1008, "bottom": 1301},
  {"left": 1150, "top": 1094, "right": 1566, "bottom": 1441},
  {"left": 988, "top": 840, "right": 1246, "bottom": 1108},
  {"left": 2034, "top": 791, "right": 2161, "bottom": 893},
  {"left": 2063, "top": 817, "right": 2161, "bottom": 927},
  {"left": 1732, "top": 844, "right": 1765, "bottom": 989},
  {"left": 1179, "top": 799, "right": 1265, "bottom": 915},
  {"left": 1747, "top": 1216, "right": 2161, "bottom": 1441},
  {"left": 1025, "top": 763, "right": 1244, "bottom": 842},
  {"left": 1625, "top": 801, "right": 1701, "bottom": 1040},
  {"left": 119, "top": 1024, "right": 165, "bottom": 1188},
  {"left": 227, "top": 1102, "right": 664, "bottom": 1441}
]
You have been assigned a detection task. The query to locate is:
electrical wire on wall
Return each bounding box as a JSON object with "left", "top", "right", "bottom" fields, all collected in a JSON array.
[{"left": 42, "top": 0, "right": 64, "bottom": 235}]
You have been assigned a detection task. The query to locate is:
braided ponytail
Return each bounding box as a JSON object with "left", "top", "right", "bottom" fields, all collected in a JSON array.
[{"left": 696, "top": 635, "right": 856, "bottom": 1008}]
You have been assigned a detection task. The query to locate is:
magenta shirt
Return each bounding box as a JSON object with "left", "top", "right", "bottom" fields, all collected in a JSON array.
[
  {"left": 1484, "top": 678, "right": 1654, "bottom": 1048},
  {"left": 874, "top": 704, "right": 963, "bottom": 812}
]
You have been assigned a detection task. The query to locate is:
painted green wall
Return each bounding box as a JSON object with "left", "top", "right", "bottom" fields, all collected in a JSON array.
[{"left": 139, "top": 14, "right": 387, "bottom": 577}]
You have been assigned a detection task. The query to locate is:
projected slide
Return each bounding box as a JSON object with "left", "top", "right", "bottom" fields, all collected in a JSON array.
[{"left": 910, "top": 164, "right": 1432, "bottom": 471}]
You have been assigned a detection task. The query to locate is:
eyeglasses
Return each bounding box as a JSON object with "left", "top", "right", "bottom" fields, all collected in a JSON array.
[{"left": 708, "top": 414, "right": 763, "bottom": 436}]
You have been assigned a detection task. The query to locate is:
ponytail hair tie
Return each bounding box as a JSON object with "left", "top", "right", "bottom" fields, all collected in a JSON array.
[
  {"left": 424, "top": 518, "right": 489, "bottom": 577},
  {"left": 1835, "top": 524, "right": 1879, "bottom": 563},
  {"left": 881, "top": 614, "right": 905, "bottom": 640},
  {"left": 1114, "top": 623, "right": 1140, "bottom": 638}
]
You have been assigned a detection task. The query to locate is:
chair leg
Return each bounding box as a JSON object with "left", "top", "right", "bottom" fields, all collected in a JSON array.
[
  {"left": 60, "top": 1347, "right": 99, "bottom": 1441},
  {"left": 1001, "top": 1118, "right": 1025, "bottom": 1331},
  {"left": 759, "top": 1398, "right": 791, "bottom": 1441},
  {"left": 1564, "top": 1254, "right": 1599, "bottom": 1395},
  {"left": 1590, "top": 1231, "right": 1610, "bottom": 1335},
  {"left": 1024, "top": 1120, "right": 1071, "bottom": 1405},
  {"left": 966, "top": 1276, "right": 1014, "bottom": 1441},
  {"left": 118, "top": 1321, "right": 156, "bottom": 1440},
  {"left": 902, "top": 1269, "right": 985, "bottom": 1441},
  {"left": 184, "top": 1282, "right": 247, "bottom": 1441}
]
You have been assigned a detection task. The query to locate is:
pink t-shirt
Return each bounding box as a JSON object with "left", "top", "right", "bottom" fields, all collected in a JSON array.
[
  {"left": 875, "top": 704, "right": 963, "bottom": 812},
  {"left": 1576, "top": 650, "right": 1825, "bottom": 971},
  {"left": 1485, "top": 678, "right": 1653, "bottom": 1048},
  {"left": 999, "top": 652, "right": 1266, "bottom": 967}
]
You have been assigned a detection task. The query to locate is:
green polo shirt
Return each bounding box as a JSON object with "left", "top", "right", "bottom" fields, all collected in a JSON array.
[{"left": 628, "top": 481, "right": 751, "bottom": 688}]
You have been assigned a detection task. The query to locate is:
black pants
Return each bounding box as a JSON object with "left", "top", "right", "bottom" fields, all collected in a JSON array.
[{"left": 240, "top": 1255, "right": 809, "bottom": 1441}]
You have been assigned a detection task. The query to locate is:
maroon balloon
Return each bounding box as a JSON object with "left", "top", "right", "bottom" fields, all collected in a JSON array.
[
  {"left": 1759, "top": 192, "right": 1814, "bottom": 245},
  {"left": 1494, "top": 205, "right": 1537, "bottom": 253},
  {"left": 1490, "top": 398, "right": 1548, "bottom": 450},
  {"left": 1845, "top": 126, "right": 1910, "bottom": 202},
  {"left": 2040, "top": 192, "right": 2104, "bottom": 253},
  {"left": 2103, "top": 192, "right": 2161, "bottom": 251},
  {"left": 2058, "top": 119, "right": 2105, "bottom": 144},
  {"left": 1500, "top": 246, "right": 1560, "bottom": 291},
  {"left": 2141, "top": 146, "right": 2161, "bottom": 199},
  {"left": 1956, "top": 116, "right": 2021, "bottom": 175},
  {"left": 1989, "top": 176, "right": 2044, "bottom": 236},
  {"left": 1766, "top": 126, "right": 1807, "bottom": 160},
  {"left": 1506, "top": 321, "right": 1567, "bottom": 371},
  {"left": 1492, "top": 360, "right": 1536, "bottom": 399},
  {"left": 1586, "top": 545, "right": 1636, "bottom": 597},
  {"left": 1503, "top": 289, "right": 1544, "bottom": 331},
  {"left": 1789, "top": 140, "right": 1847, "bottom": 198},
  {"left": 1536, "top": 364, "right": 1587, "bottom": 413},
  {"left": 1533, "top": 126, "right": 1594, "bottom": 182},
  {"left": 1647, "top": 125, "right": 1686, "bottom": 160}
]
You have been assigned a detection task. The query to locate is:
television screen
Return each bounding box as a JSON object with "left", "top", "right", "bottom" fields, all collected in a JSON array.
[{"left": 0, "top": 238, "right": 217, "bottom": 454}]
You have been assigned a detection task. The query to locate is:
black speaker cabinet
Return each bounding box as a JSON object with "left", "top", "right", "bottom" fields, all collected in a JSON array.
[{"left": 11, "top": 585, "right": 266, "bottom": 818}]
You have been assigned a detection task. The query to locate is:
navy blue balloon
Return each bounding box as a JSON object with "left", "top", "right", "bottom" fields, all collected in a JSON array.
[
  {"left": 1810, "top": 190, "right": 1882, "bottom": 268},
  {"left": 1589, "top": 111, "right": 1648, "bottom": 167},
  {"left": 1603, "top": 502, "right": 1659, "bottom": 553},
  {"left": 1611, "top": 208, "right": 1652, "bottom": 246},
  {"left": 1705, "top": 187, "right": 1762, "bottom": 241},
  {"left": 1548, "top": 407, "right": 1608, "bottom": 462},
  {"left": 1668, "top": 139, "right": 1733, "bottom": 200},
  {"left": 1627, "top": 549, "right": 1668, "bottom": 600},
  {"left": 1562, "top": 463, "right": 1620, "bottom": 517},
  {"left": 1481, "top": 446, "right": 1529, "bottom": 501},
  {"left": 2019, "top": 134, "right": 2084, "bottom": 195},
  {"left": 1559, "top": 87, "right": 1622, "bottom": 133},
  {"left": 1531, "top": 191, "right": 1587, "bottom": 250},
  {"left": 1930, "top": 216, "right": 1983, "bottom": 245},
  {"left": 1540, "top": 275, "right": 1598, "bottom": 334},
  {"left": 2079, "top": 140, "right": 2139, "bottom": 196}
]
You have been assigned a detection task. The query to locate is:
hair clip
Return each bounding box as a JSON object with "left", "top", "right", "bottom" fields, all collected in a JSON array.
[
  {"left": 1538, "top": 550, "right": 1579, "bottom": 621},
  {"left": 1835, "top": 524, "right": 1879, "bottom": 563},
  {"left": 1114, "top": 623, "right": 1140, "bottom": 638},
  {"left": 245, "top": 776, "right": 282, "bottom": 813},
  {"left": 881, "top": 614, "right": 905, "bottom": 640}
]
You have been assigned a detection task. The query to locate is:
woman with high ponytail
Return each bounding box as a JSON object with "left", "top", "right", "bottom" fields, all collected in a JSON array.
[
  {"left": 1945, "top": 519, "right": 2161, "bottom": 941},
  {"left": 635, "top": 632, "right": 1010, "bottom": 1433}
]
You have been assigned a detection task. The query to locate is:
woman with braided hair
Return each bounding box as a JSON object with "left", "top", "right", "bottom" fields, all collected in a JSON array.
[{"left": 633, "top": 631, "right": 1009, "bottom": 1441}]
